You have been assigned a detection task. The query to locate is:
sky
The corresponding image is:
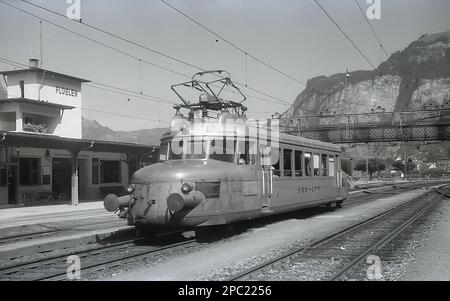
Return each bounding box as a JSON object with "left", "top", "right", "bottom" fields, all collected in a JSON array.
[{"left": 1, "top": 0, "right": 450, "bottom": 131}]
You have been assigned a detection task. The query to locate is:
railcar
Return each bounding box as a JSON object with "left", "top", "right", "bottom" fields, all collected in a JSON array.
[{"left": 104, "top": 71, "right": 349, "bottom": 231}]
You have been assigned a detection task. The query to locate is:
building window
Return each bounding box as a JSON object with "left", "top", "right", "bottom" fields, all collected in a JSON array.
[
  {"left": 92, "top": 159, "right": 121, "bottom": 184},
  {"left": 20, "top": 158, "right": 40, "bottom": 185},
  {"left": 0, "top": 167, "right": 6, "bottom": 187},
  {"left": 101, "top": 161, "right": 121, "bottom": 183}
]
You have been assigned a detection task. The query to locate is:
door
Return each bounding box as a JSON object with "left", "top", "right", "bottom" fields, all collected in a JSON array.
[
  {"left": 335, "top": 170, "right": 342, "bottom": 196},
  {"left": 261, "top": 166, "right": 273, "bottom": 208},
  {"left": 7, "top": 165, "right": 18, "bottom": 204},
  {"left": 52, "top": 158, "right": 72, "bottom": 200},
  {"left": 260, "top": 145, "right": 274, "bottom": 210}
]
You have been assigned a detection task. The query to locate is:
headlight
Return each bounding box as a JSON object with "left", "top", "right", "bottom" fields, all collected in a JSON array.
[
  {"left": 127, "top": 184, "right": 136, "bottom": 193},
  {"left": 181, "top": 183, "right": 193, "bottom": 194}
]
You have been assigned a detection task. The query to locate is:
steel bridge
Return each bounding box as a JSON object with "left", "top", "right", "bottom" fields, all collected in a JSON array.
[{"left": 280, "top": 108, "right": 450, "bottom": 144}]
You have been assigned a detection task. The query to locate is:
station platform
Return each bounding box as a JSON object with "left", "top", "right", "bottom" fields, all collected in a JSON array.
[
  {"left": 0, "top": 200, "right": 133, "bottom": 260},
  {"left": 0, "top": 201, "right": 106, "bottom": 229}
]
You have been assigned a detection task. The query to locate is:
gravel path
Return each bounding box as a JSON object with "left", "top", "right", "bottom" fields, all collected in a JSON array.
[{"left": 399, "top": 198, "right": 450, "bottom": 280}]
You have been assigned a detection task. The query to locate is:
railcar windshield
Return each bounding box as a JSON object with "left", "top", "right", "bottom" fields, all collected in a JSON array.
[
  {"left": 159, "top": 139, "right": 207, "bottom": 161},
  {"left": 209, "top": 138, "right": 235, "bottom": 163}
]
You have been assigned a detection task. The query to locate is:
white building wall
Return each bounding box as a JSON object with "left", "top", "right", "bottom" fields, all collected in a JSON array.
[{"left": 4, "top": 71, "right": 82, "bottom": 139}]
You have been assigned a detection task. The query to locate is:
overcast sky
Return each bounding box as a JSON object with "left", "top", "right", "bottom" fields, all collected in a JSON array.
[{"left": 1, "top": 0, "right": 450, "bottom": 131}]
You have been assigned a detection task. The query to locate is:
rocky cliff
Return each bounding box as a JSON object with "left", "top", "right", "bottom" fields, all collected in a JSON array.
[
  {"left": 285, "top": 31, "right": 450, "bottom": 124},
  {"left": 284, "top": 31, "right": 450, "bottom": 162}
]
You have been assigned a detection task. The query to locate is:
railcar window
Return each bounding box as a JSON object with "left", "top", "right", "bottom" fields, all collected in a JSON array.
[
  {"left": 313, "top": 154, "right": 320, "bottom": 176},
  {"left": 294, "top": 150, "right": 302, "bottom": 177},
  {"left": 159, "top": 142, "right": 169, "bottom": 162},
  {"left": 209, "top": 139, "right": 235, "bottom": 163},
  {"left": 186, "top": 140, "right": 206, "bottom": 159},
  {"left": 329, "top": 156, "right": 335, "bottom": 176},
  {"left": 304, "top": 152, "right": 312, "bottom": 176},
  {"left": 272, "top": 147, "right": 281, "bottom": 177},
  {"left": 321, "top": 154, "right": 328, "bottom": 176},
  {"left": 169, "top": 139, "right": 183, "bottom": 160},
  {"left": 283, "top": 149, "right": 292, "bottom": 177},
  {"left": 236, "top": 140, "right": 256, "bottom": 165}
]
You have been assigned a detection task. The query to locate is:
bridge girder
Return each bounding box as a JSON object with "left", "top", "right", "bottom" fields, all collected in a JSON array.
[{"left": 285, "top": 123, "right": 450, "bottom": 143}]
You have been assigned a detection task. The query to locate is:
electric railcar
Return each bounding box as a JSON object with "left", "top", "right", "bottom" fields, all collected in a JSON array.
[{"left": 104, "top": 71, "right": 349, "bottom": 230}]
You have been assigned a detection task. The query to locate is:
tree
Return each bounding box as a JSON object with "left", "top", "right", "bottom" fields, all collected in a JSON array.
[
  {"left": 392, "top": 159, "right": 416, "bottom": 173},
  {"left": 354, "top": 158, "right": 386, "bottom": 180}
]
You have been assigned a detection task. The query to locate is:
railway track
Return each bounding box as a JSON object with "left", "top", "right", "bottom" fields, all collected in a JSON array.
[
  {"left": 0, "top": 231, "right": 195, "bottom": 281},
  {"left": 1, "top": 181, "right": 446, "bottom": 281},
  {"left": 342, "top": 181, "right": 441, "bottom": 208},
  {"left": 229, "top": 185, "right": 449, "bottom": 281}
]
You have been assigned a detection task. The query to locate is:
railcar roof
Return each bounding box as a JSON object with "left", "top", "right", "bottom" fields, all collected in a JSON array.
[
  {"left": 161, "top": 130, "right": 340, "bottom": 152},
  {"left": 279, "top": 132, "right": 341, "bottom": 152}
]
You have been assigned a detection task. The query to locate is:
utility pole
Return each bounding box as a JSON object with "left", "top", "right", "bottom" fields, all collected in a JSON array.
[
  {"left": 39, "top": 20, "right": 43, "bottom": 68},
  {"left": 403, "top": 141, "right": 407, "bottom": 180},
  {"left": 366, "top": 158, "right": 369, "bottom": 181}
]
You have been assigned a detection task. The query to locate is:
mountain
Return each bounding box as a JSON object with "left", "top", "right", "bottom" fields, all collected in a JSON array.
[
  {"left": 82, "top": 117, "right": 166, "bottom": 146},
  {"left": 285, "top": 31, "right": 450, "bottom": 124},
  {"left": 283, "top": 31, "right": 450, "bottom": 162}
]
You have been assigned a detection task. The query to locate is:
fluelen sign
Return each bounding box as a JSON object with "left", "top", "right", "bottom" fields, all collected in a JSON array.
[{"left": 56, "top": 86, "right": 78, "bottom": 97}]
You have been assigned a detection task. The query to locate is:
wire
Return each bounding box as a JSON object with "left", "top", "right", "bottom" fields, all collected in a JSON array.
[
  {"left": 0, "top": 55, "right": 177, "bottom": 106},
  {"left": 313, "top": 0, "right": 376, "bottom": 70},
  {"left": 0, "top": 0, "right": 192, "bottom": 81},
  {"left": 16, "top": 0, "right": 293, "bottom": 106},
  {"left": 353, "top": 0, "right": 389, "bottom": 58},
  {"left": 313, "top": 0, "right": 394, "bottom": 88},
  {"left": 160, "top": 0, "right": 307, "bottom": 87},
  {"left": 0, "top": 58, "right": 169, "bottom": 124}
]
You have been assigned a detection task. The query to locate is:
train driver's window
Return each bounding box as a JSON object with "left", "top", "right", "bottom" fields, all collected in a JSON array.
[
  {"left": 159, "top": 142, "right": 169, "bottom": 162},
  {"left": 321, "top": 154, "right": 328, "bottom": 176},
  {"left": 283, "top": 149, "right": 292, "bottom": 177},
  {"left": 304, "top": 152, "right": 312, "bottom": 176},
  {"left": 328, "top": 156, "right": 335, "bottom": 176},
  {"left": 313, "top": 154, "right": 320, "bottom": 176},
  {"left": 294, "top": 150, "right": 302, "bottom": 177},
  {"left": 169, "top": 138, "right": 183, "bottom": 160},
  {"left": 209, "top": 138, "right": 235, "bottom": 163},
  {"left": 186, "top": 139, "right": 206, "bottom": 159},
  {"left": 236, "top": 140, "right": 256, "bottom": 165}
]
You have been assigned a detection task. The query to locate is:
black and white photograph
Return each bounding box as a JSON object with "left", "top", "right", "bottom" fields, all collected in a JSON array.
[{"left": 0, "top": 0, "right": 450, "bottom": 288}]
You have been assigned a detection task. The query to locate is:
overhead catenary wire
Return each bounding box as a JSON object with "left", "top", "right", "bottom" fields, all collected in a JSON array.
[
  {"left": 16, "top": 0, "right": 293, "bottom": 106},
  {"left": 312, "top": 0, "right": 394, "bottom": 89},
  {"left": 159, "top": 0, "right": 307, "bottom": 87},
  {"left": 353, "top": 0, "right": 390, "bottom": 59}
]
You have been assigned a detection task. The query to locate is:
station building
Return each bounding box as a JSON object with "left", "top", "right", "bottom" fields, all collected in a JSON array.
[{"left": 0, "top": 59, "right": 158, "bottom": 207}]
